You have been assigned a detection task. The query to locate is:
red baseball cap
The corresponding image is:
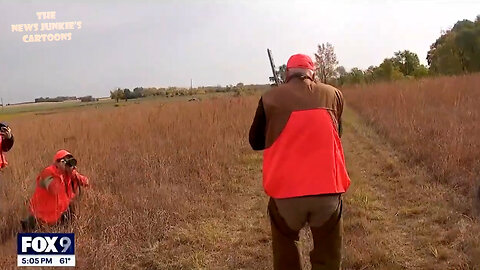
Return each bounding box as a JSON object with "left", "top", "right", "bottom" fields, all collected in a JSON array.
[
  {"left": 53, "top": 149, "right": 72, "bottom": 162},
  {"left": 287, "top": 54, "right": 315, "bottom": 70}
]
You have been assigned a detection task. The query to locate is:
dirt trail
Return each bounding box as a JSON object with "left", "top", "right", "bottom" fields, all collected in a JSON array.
[{"left": 228, "top": 107, "right": 480, "bottom": 269}]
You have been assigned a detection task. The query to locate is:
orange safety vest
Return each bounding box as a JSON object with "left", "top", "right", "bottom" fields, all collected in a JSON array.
[
  {"left": 29, "top": 165, "right": 82, "bottom": 224},
  {"left": 0, "top": 136, "right": 8, "bottom": 169},
  {"left": 263, "top": 109, "right": 350, "bottom": 199}
]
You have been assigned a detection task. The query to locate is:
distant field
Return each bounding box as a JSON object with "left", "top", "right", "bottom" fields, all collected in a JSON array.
[
  {"left": 0, "top": 92, "right": 231, "bottom": 119},
  {"left": 0, "top": 99, "right": 113, "bottom": 116}
]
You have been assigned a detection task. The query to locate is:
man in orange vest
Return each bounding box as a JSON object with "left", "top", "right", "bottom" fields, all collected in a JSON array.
[
  {"left": 0, "top": 122, "right": 14, "bottom": 169},
  {"left": 249, "top": 54, "right": 350, "bottom": 270},
  {"left": 21, "top": 150, "right": 89, "bottom": 230}
]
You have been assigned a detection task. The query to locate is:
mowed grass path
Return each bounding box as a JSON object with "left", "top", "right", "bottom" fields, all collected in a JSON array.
[{"left": 339, "top": 108, "right": 480, "bottom": 269}]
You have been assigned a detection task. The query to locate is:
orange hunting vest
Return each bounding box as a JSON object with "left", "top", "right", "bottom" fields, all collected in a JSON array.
[
  {"left": 29, "top": 165, "right": 76, "bottom": 224},
  {"left": 0, "top": 137, "right": 7, "bottom": 169},
  {"left": 263, "top": 109, "right": 350, "bottom": 199}
]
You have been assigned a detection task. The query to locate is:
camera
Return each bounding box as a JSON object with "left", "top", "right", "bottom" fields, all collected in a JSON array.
[{"left": 63, "top": 157, "right": 77, "bottom": 168}]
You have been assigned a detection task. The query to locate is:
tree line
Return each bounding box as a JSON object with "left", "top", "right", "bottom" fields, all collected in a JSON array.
[
  {"left": 34, "top": 96, "right": 97, "bottom": 103},
  {"left": 109, "top": 84, "right": 269, "bottom": 102},
  {"left": 276, "top": 15, "right": 479, "bottom": 86}
]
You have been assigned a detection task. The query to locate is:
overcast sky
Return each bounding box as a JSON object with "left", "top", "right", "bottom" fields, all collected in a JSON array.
[{"left": 0, "top": 0, "right": 479, "bottom": 103}]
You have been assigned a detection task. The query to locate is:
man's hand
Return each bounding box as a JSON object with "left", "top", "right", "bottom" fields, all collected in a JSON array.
[
  {"left": 79, "top": 176, "right": 89, "bottom": 187},
  {"left": 73, "top": 170, "right": 90, "bottom": 188},
  {"left": 0, "top": 126, "right": 12, "bottom": 139}
]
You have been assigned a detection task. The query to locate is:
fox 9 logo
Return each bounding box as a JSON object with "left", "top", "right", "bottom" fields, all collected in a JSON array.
[{"left": 17, "top": 233, "right": 75, "bottom": 267}]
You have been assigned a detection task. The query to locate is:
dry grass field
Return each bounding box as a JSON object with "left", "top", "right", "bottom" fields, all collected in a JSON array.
[
  {"left": 0, "top": 84, "right": 479, "bottom": 269},
  {"left": 0, "top": 96, "right": 271, "bottom": 269},
  {"left": 343, "top": 73, "right": 480, "bottom": 216}
]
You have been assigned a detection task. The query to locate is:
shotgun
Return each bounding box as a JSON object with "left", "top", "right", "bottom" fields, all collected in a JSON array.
[{"left": 267, "top": 48, "right": 281, "bottom": 86}]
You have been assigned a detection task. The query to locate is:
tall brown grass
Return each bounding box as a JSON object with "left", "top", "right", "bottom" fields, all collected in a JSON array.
[
  {"left": 0, "top": 96, "right": 263, "bottom": 269},
  {"left": 343, "top": 73, "right": 480, "bottom": 215}
]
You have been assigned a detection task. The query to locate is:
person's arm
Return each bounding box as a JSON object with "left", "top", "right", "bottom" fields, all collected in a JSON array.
[
  {"left": 72, "top": 170, "right": 89, "bottom": 187},
  {"left": 39, "top": 175, "right": 63, "bottom": 195},
  {"left": 249, "top": 98, "right": 267, "bottom": 150},
  {"left": 334, "top": 89, "right": 344, "bottom": 137}
]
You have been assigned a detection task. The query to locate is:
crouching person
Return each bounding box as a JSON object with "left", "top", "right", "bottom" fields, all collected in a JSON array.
[{"left": 21, "top": 150, "right": 89, "bottom": 231}]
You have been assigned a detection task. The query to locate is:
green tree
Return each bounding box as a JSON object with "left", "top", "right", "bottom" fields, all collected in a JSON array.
[
  {"left": 428, "top": 33, "right": 465, "bottom": 74},
  {"left": 347, "top": 68, "right": 365, "bottom": 84},
  {"left": 376, "top": 58, "right": 404, "bottom": 81},
  {"left": 455, "top": 28, "right": 480, "bottom": 72},
  {"left": 364, "top": 66, "right": 377, "bottom": 83},
  {"left": 123, "top": 89, "right": 132, "bottom": 101},
  {"left": 393, "top": 50, "right": 420, "bottom": 76},
  {"left": 413, "top": 65, "right": 429, "bottom": 78},
  {"left": 427, "top": 17, "right": 480, "bottom": 75},
  {"left": 110, "top": 88, "right": 125, "bottom": 103},
  {"left": 133, "top": 87, "right": 145, "bottom": 98}
]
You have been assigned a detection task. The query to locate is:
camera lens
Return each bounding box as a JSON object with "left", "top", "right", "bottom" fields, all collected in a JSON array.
[{"left": 65, "top": 158, "right": 77, "bottom": 167}]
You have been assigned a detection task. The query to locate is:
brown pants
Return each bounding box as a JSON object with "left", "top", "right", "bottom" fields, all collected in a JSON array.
[{"left": 268, "top": 195, "right": 343, "bottom": 270}]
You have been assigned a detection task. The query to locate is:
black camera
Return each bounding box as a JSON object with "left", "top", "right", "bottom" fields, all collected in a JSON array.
[{"left": 63, "top": 157, "right": 77, "bottom": 168}]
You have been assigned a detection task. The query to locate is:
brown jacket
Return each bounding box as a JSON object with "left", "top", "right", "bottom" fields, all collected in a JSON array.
[{"left": 249, "top": 77, "right": 344, "bottom": 150}]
